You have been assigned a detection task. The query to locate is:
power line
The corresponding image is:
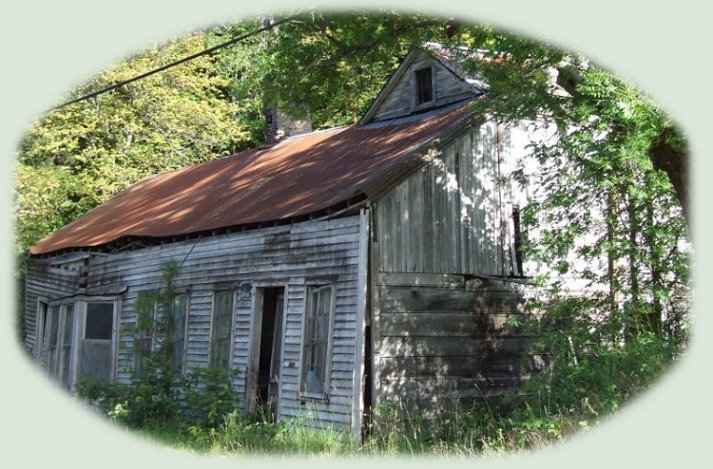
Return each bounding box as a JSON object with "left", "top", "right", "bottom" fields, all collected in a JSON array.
[{"left": 48, "top": 12, "right": 305, "bottom": 112}]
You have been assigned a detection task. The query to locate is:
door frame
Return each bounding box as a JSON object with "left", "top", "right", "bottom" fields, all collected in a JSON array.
[
  {"left": 77, "top": 296, "right": 121, "bottom": 386},
  {"left": 245, "top": 282, "right": 288, "bottom": 417}
]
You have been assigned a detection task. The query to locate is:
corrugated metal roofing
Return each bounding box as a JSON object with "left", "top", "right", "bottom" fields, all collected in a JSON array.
[{"left": 31, "top": 100, "right": 477, "bottom": 255}]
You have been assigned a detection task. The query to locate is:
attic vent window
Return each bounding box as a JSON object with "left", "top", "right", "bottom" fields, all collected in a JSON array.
[{"left": 415, "top": 67, "right": 434, "bottom": 105}]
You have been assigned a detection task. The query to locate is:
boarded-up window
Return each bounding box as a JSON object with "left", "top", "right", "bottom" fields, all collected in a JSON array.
[
  {"left": 81, "top": 302, "right": 115, "bottom": 383},
  {"left": 170, "top": 293, "right": 188, "bottom": 376},
  {"left": 211, "top": 290, "right": 234, "bottom": 370},
  {"left": 300, "top": 285, "right": 335, "bottom": 397}
]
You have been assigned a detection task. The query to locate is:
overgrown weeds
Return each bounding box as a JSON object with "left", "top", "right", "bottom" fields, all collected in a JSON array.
[{"left": 76, "top": 262, "right": 687, "bottom": 456}]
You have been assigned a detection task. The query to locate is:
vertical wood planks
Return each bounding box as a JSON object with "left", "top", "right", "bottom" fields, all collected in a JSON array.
[{"left": 375, "top": 119, "right": 518, "bottom": 277}]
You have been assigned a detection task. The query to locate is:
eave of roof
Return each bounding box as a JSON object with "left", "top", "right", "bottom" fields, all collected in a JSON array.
[{"left": 31, "top": 99, "right": 480, "bottom": 256}]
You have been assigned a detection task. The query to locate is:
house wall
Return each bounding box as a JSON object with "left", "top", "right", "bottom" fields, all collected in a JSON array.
[
  {"left": 371, "top": 51, "right": 475, "bottom": 122},
  {"left": 25, "top": 215, "right": 366, "bottom": 431},
  {"left": 374, "top": 120, "right": 517, "bottom": 276},
  {"left": 24, "top": 255, "right": 83, "bottom": 354},
  {"left": 371, "top": 272, "right": 545, "bottom": 412},
  {"left": 370, "top": 120, "right": 546, "bottom": 412}
]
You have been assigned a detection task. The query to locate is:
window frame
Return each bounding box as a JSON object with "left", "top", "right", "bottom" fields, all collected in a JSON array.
[
  {"left": 134, "top": 292, "right": 159, "bottom": 374},
  {"left": 168, "top": 291, "right": 190, "bottom": 377},
  {"left": 34, "top": 299, "right": 49, "bottom": 361},
  {"left": 411, "top": 63, "right": 436, "bottom": 110},
  {"left": 58, "top": 302, "right": 77, "bottom": 389},
  {"left": 36, "top": 300, "right": 80, "bottom": 390},
  {"left": 209, "top": 288, "right": 236, "bottom": 371},
  {"left": 297, "top": 283, "right": 337, "bottom": 401}
]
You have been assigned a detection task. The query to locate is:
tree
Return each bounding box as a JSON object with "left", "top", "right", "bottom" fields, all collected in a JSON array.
[
  {"left": 15, "top": 33, "right": 256, "bottom": 259},
  {"left": 217, "top": 12, "right": 689, "bottom": 223}
]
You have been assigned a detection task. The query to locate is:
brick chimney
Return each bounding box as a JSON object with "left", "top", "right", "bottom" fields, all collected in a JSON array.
[{"left": 264, "top": 108, "right": 312, "bottom": 145}]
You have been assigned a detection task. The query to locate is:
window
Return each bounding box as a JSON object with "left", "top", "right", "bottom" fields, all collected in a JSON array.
[
  {"left": 59, "top": 304, "right": 75, "bottom": 389},
  {"left": 211, "top": 290, "right": 234, "bottom": 370},
  {"left": 35, "top": 298, "right": 116, "bottom": 388},
  {"left": 169, "top": 293, "right": 188, "bottom": 376},
  {"left": 414, "top": 66, "right": 434, "bottom": 105},
  {"left": 134, "top": 297, "right": 158, "bottom": 374},
  {"left": 300, "top": 284, "right": 335, "bottom": 397},
  {"left": 46, "top": 305, "right": 61, "bottom": 376},
  {"left": 37, "top": 302, "right": 76, "bottom": 389},
  {"left": 35, "top": 301, "right": 48, "bottom": 361},
  {"left": 512, "top": 205, "right": 524, "bottom": 276}
]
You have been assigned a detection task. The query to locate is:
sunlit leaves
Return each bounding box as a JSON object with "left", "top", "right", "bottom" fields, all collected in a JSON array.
[{"left": 16, "top": 33, "right": 256, "bottom": 257}]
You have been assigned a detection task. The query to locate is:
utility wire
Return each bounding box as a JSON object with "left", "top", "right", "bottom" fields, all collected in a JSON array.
[{"left": 48, "top": 11, "right": 305, "bottom": 112}]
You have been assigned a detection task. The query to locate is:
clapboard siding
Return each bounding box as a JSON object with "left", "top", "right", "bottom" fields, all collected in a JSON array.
[
  {"left": 375, "top": 121, "right": 516, "bottom": 276},
  {"left": 372, "top": 272, "right": 544, "bottom": 410},
  {"left": 24, "top": 258, "right": 82, "bottom": 354},
  {"left": 371, "top": 52, "right": 476, "bottom": 122},
  {"left": 25, "top": 215, "right": 365, "bottom": 431}
]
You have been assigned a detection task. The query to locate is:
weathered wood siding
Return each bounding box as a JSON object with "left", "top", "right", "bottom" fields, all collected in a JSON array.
[
  {"left": 370, "top": 120, "right": 543, "bottom": 413},
  {"left": 25, "top": 216, "right": 365, "bottom": 430},
  {"left": 371, "top": 52, "right": 475, "bottom": 122},
  {"left": 371, "top": 272, "right": 545, "bottom": 412},
  {"left": 24, "top": 255, "right": 84, "bottom": 354},
  {"left": 375, "top": 120, "right": 516, "bottom": 276}
]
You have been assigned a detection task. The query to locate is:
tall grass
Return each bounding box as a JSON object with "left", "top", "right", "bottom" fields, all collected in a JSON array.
[
  {"left": 136, "top": 329, "right": 683, "bottom": 456},
  {"left": 138, "top": 397, "right": 591, "bottom": 456}
]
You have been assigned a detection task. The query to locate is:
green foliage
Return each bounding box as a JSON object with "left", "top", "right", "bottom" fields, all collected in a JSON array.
[
  {"left": 15, "top": 33, "right": 256, "bottom": 258},
  {"left": 182, "top": 365, "right": 239, "bottom": 429}
]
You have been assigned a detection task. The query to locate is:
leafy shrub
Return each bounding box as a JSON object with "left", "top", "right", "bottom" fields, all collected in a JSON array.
[{"left": 181, "top": 365, "right": 238, "bottom": 429}]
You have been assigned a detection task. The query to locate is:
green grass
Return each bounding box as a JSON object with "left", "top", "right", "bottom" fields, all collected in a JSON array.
[{"left": 133, "top": 398, "right": 596, "bottom": 457}]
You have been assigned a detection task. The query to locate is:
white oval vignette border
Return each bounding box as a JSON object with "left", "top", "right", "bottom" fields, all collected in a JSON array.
[{"left": 0, "top": 1, "right": 709, "bottom": 469}]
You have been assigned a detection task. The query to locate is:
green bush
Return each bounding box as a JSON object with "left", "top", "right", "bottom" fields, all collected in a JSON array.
[{"left": 181, "top": 365, "right": 238, "bottom": 429}]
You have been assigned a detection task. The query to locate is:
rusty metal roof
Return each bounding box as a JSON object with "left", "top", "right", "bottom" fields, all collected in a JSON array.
[{"left": 31, "top": 100, "right": 477, "bottom": 255}]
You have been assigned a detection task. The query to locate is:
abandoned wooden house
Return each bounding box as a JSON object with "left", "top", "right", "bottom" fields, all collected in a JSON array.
[{"left": 23, "top": 45, "right": 548, "bottom": 436}]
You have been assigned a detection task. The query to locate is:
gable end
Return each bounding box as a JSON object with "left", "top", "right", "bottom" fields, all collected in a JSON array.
[{"left": 360, "top": 50, "right": 481, "bottom": 124}]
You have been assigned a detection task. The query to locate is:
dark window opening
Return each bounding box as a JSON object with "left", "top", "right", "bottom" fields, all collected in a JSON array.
[
  {"left": 513, "top": 205, "right": 524, "bottom": 276},
  {"left": 85, "top": 302, "right": 113, "bottom": 340},
  {"left": 82, "top": 301, "right": 115, "bottom": 384},
  {"left": 415, "top": 67, "right": 433, "bottom": 105}
]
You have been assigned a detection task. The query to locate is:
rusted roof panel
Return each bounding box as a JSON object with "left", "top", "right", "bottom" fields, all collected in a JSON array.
[{"left": 31, "top": 100, "right": 477, "bottom": 255}]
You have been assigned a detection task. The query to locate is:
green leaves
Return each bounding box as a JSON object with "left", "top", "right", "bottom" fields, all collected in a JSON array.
[{"left": 16, "top": 32, "right": 256, "bottom": 256}]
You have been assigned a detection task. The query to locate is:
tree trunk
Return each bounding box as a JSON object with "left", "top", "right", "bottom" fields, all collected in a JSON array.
[
  {"left": 648, "top": 126, "right": 689, "bottom": 226},
  {"left": 626, "top": 192, "right": 640, "bottom": 343}
]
